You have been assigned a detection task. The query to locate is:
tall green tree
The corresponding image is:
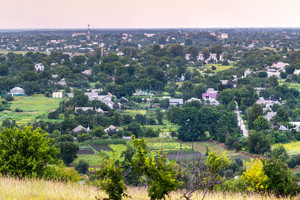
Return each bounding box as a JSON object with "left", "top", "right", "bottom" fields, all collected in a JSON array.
[
  {"left": 248, "top": 104, "right": 263, "bottom": 130},
  {"left": 132, "top": 136, "right": 181, "bottom": 200},
  {"left": 57, "top": 142, "right": 79, "bottom": 166},
  {"left": 0, "top": 126, "right": 59, "bottom": 178}
]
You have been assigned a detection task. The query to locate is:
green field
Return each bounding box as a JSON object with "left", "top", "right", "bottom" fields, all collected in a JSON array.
[
  {"left": 147, "top": 139, "right": 194, "bottom": 154},
  {"left": 183, "top": 141, "right": 241, "bottom": 157},
  {"left": 272, "top": 141, "right": 300, "bottom": 155},
  {"left": 204, "top": 64, "right": 233, "bottom": 72},
  {"left": 74, "top": 154, "right": 103, "bottom": 167},
  {"left": 278, "top": 79, "right": 300, "bottom": 91},
  {"left": 0, "top": 95, "right": 64, "bottom": 125},
  {"left": 75, "top": 144, "right": 127, "bottom": 166},
  {"left": 0, "top": 49, "right": 49, "bottom": 55}
]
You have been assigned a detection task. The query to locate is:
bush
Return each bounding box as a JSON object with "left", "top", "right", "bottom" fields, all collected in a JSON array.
[
  {"left": 43, "top": 163, "right": 81, "bottom": 183},
  {"left": 77, "top": 133, "right": 92, "bottom": 142},
  {"left": 5, "top": 94, "right": 14, "bottom": 101},
  {"left": 15, "top": 108, "right": 23, "bottom": 112},
  {"left": 101, "top": 135, "right": 109, "bottom": 139},
  {"left": 211, "top": 66, "right": 216, "bottom": 70},
  {"left": 287, "top": 154, "right": 300, "bottom": 168},
  {"left": 263, "top": 158, "right": 300, "bottom": 196},
  {"left": 75, "top": 160, "right": 89, "bottom": 174}
]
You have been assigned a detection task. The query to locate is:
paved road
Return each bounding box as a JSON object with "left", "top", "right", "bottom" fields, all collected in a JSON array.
[{"left": 235, "top": 104, "right": 248, "bottom": 137}]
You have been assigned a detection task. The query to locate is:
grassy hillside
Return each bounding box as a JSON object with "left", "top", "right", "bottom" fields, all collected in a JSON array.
[{"left": 0, "top": 177, "right": 291, "bottom": 200}]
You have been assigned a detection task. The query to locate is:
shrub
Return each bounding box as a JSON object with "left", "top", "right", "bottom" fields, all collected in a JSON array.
[
  {"left": 211, "top": 66, "right": 216, "bottom": 70},
  {"left": 5, "top": 94, "right": 14, "bottom": 101},
  {"left": 263, "top": 158, "right": 300, "bottom": 196},
  {"left": 15, "top": 108, "right": 23, "bottom": 112},
  {"left": 241, "top": 159, "right": 268, "bottom": 192},
  {"left": 43, "top": 163, "right": 81, "bottom": 183},
  {"left": 101, "top": 135, "right": 109, "bottom": 139},
  {"left": 75, "top": 160, "right": 89, "bottom": 174},
  {"left": 77, "top": 133, "right": 92, "bottom": 142}
]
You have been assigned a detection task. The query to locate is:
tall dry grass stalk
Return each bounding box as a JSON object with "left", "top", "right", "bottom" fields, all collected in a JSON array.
[{"left": 0, "top": 177, "right": 291, "bottom": 200}]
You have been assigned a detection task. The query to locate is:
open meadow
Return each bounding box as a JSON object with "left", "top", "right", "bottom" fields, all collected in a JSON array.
[
  {"left": 0, "top": 95, "right": 64, "bottom": 125},
  {"left": 0, "top": 177, "right": 291, "bottom": 200}
]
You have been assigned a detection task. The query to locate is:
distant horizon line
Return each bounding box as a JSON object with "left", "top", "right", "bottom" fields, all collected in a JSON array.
[{"left": 0, "top": 26, "right": 300, "bottom": 31}]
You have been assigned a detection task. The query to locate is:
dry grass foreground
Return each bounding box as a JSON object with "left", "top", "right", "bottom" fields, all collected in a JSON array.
[{"left": 0, "top": 177, "right": 292, "bottom": 200}]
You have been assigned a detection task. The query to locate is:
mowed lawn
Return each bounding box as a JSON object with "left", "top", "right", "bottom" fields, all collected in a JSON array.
[{"left": 0, "top": 95, "right": 64, "bottom": 125}]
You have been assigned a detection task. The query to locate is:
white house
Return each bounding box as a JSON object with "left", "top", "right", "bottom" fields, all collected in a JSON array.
[
  {"left": 81, "top": 70, "right": 92, "bottom": 75},
  {"left": 220, "top": 33, "right": 228, "bottom": 39},
  {"left": 34, "top": 63, "right": 45, "bottom": 72},
  {"left": 290, "top": 122, "right": 300, "bottom": 131},
  {"left": 58, "top": 78, "right": 67, "bottom": 86},
  {"left": 104, "top": 125, "right": 118, "bottom": 133},
  {"left": 53, "top": 92, "right": 63, "bottom": 98},
  {"left": 10, "top": 87, "right": 25, "bottom": 96},
  {"left": 294, "top": 70, "right": 300, "bottom": 75},
  {"left": 169, "top": 98, "right": 183, "bottom": 106}
]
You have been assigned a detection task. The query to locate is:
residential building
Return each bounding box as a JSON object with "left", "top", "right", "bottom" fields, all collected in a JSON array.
[
  {"left": 73, "top": 125, "right": 90, "bottom": 133},
  {"left": 220, "top": 33, "right": 228, "bottom": 39},
  {"left": 104, "top": 125, "right": 118, "bottom": 133},
  {"left": 202, "top": 88, "right": 218, "bottom": 100},
  {"left": 10, "top": 87, "right": 25, "bottom": 96},
  {"left": 53, "top": 92, "right": 63, "bottom": 98},
  {"left": 84, "top": 92, "right": 99, "bottom": 101},
  {"left": 82, "top": 70, "right": 92, "bottom": 75},
  {"left": 294, "top": 70, "right": 300, "bottom": 75},
  {"left": 34, "top": 63, "right": 45, "bottom": 72},
  {"left": 290, "top": 122, "right": 300, "bottom": 131},
  {"left": 58, "top": 78, "right": 67, "bottom": 86},
  {"left": 169, "top": 98, "right": 183, "bottom": 106}
]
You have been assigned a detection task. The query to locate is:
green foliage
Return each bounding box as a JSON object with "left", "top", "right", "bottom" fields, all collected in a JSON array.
[
  {"left": 77, "top": 133, "right": 92, "bottom": 142},
  {"left": 75, "top": 160, "right": 89, "bottom": 174},
  {"left": 95, "top": 154, "right": 128, "bottom": 200},
  {"left": 206, "top": 149, "right": 230, "bottom": 179},
  {"left": 132, "top": 136, "right": 181, "bottom": 200},
  {"left": 270, "top": 144, "right": 288, "bottom": 162},
  {"left": 0, "top": 126, "right": 59, "bottom": 178},
  {"left": 43, "top": 163, "right": 81, "bottom": 183},
  {"left": 80, "top": 138, "right": 126, "bottom": 145},
  {"left": 241, "top": 159, "right": 268, "bottom": 192},
  {"left": 57, "top": 142, "right": 79, "bottom": 166},
  {"left": 253, "top": 116, "right": 270, "bottom": 131},
  {"left": 248, "top": 103, "right": 263, "bottom": 130},
  {"left": 247, "top": 131, "right": 271, "bottom": 154},
  {"left": 263, "top": 158, "right": 299, "bottom": 196}
]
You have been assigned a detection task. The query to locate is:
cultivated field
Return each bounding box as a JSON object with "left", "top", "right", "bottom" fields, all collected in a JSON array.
[
  {"left": 0, "top": 177, "right": 291, "bottom": 200},
  {"left": 0, "top": 95, "right": 63, "bottom": 125}
]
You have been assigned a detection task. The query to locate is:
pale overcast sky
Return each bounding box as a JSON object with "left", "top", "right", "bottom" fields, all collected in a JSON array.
[{"left": 0, "top": 0, "right": 299, "bottom": 29}]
